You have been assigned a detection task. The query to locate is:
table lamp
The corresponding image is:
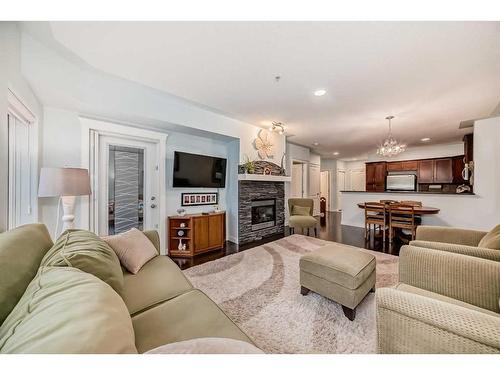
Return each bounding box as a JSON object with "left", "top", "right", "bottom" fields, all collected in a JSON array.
[{"left": 38, "top": 167, "right": 91, "bottom": 236}]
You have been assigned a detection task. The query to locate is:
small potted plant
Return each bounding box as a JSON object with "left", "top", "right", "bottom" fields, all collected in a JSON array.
[{"left": 244, "top": 155, "right": 256, "bottom": 174}]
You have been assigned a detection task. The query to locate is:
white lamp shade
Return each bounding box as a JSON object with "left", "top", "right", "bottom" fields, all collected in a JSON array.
[{"left": 38, "top": 167, "right": 91, "bottom": 197}]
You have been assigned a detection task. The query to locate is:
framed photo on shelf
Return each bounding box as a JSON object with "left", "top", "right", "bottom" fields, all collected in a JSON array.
[{"left": 181, "top": 192, "right": 218, "bottom": 207}]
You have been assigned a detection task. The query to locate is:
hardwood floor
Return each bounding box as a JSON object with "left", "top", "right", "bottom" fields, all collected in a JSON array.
[{"left": 171, "top": 211, "right": 404, "bottom": 270}]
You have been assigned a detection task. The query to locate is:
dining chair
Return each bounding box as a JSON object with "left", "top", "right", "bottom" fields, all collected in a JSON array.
[
  {"left": 379, "top": 199, "right": 399, "bottom": 204},
  {"left": 364, "top": 202, "right": 388, "bottom": 244},
  {"left": 388, "top": 203, "right": 417, "bottom": 243},
  {"left": 400, "top": 200, "right": 422, "bottom": 207}
]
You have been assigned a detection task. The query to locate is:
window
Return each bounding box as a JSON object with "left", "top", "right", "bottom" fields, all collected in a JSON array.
[{"left": 7, "top": 91, "right": 38, "bottom": 229}]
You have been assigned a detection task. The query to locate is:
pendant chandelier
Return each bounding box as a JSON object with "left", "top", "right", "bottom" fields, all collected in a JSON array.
[{"left": 376, "top": 116, "right": 406, "bottom": 157}]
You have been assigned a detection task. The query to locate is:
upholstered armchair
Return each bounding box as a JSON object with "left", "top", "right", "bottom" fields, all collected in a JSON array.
[
  {"left": 288, "top": 198, "right": 317, "bottom": 236},
  {"left": 410, "top": 225, "right": 500, "bottom": 261},
  {"left": 376, "top": 244, "right": 500, "bottom": 353}
]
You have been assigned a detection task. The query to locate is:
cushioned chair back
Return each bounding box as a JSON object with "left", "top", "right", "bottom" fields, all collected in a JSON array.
[
  {"left": 288, "top": 198, "right": 314, "bottom": 216},
  {"left": 0, "top": 224, "right": 54, "bottom": 325}
]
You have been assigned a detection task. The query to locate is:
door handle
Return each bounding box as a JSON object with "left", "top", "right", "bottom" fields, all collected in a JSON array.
[{"left": 150, "top": 204, "right": 157, "bottom": 209}]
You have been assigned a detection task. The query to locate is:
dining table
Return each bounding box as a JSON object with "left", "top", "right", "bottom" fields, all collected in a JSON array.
[{"left": 357, "top": 202, "right": 440, "bottom": 215}]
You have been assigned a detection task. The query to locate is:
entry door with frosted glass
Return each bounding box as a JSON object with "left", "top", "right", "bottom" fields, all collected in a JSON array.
[{"left": 98, "top": 136, "right": 159, "bottom": 236}]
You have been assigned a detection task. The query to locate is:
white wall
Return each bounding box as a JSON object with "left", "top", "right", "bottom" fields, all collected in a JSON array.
[
  {"left": 341, "top": 117, "right": 500, "bottom": 230},
  {"left": 0, "top": 22, "right": 43, "bottom": 231}
]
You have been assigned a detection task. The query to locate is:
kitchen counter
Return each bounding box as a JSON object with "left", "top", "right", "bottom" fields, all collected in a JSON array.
[
  {"left": 341, "top": 190, "right": 475, "bottom": 195},
  {"left": 340, "top": 190, "right": 478, "bottom": 229}
]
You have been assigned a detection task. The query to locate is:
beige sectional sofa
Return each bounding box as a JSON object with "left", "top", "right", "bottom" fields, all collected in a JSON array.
[{"left": 0, "top": 224, "right": 256, "bottom": 354}]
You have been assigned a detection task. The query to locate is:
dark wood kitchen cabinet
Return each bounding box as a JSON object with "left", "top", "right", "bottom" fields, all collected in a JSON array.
[
  {"left": 434, "top": 158, "right": 453, "bottom": 183},
  {"left": 418, "top": 157, "right": 461, "bottom": 184},
  {"left": 418, "top": 160, "right": 434, "bottom": 183},
  {"left": 365, "top": 162, "right": 386, "bottom": 192},
  {"left": 452, "top": 156, "right": 467, "bottom": 184}
]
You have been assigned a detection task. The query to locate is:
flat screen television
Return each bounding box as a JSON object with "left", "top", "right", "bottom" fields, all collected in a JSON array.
[{"left": 173, "top": 151, "right": 227, "bottom": 188}]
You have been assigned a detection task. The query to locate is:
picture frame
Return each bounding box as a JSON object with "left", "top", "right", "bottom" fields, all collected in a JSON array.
[{"left": 181, "top": 192, "right": 218, "bottom": 207}]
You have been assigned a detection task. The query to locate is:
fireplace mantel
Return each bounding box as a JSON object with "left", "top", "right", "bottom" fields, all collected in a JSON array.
[{"left": 238, "top": 174, "right": 291, "bottom": 182}]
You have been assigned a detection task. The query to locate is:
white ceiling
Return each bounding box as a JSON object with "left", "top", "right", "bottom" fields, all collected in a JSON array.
[{"left": 47, "top": 21, "right": 500, "bottom": 157}]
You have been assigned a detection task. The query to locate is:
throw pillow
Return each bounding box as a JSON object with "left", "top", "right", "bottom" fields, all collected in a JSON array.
[
  {"left": 292, "top": 205, "right": 311, "bottom": 216},
  {"left": 478, "top": 224, "right": 500, "bottom": 250},
  {"left": 41, "top": 229, "right": 124, "bottom": 295},
  {"left": 145, "top": 337, "right": 263, "bottom": 354},
  {"left": 103, "top": 228, "right": 158, "bottom": 274}
]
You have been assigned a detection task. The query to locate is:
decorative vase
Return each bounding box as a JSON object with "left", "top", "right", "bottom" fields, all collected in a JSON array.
[
  {"left": 177, "top": 208, "right": 186, "bottom": 217},
  {"left": 178, "top": 238, "right": 183, "bottom": 251}
]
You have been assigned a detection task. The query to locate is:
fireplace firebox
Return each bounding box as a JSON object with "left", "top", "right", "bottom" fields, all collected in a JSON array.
[{"left": 251, "top": 199, "right": 276, "bottom": 231}]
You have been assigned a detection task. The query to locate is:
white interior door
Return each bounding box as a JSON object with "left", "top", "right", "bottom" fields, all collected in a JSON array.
[
  {"left": 308, "top": 163, "right": 321, "bottom": 216},
  {"left": 7, "top": 112, "right": 37, "bottom": 229},
  {"left": 336, "top": 170, "right": 346, "bottom": 211},
  {"left": 320, "top": 170, "right": 330, "bottom": 211},
  {"left": 97, "top": 135, "right": 160, "bottom": 236},
  {"left": 291, "top": 163, "right": 304, "bottom": 198}
]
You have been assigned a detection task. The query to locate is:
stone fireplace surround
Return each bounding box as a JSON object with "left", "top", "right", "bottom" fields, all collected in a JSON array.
[{"left": 238, "top": 180, "right": 285, "bottom": 244}]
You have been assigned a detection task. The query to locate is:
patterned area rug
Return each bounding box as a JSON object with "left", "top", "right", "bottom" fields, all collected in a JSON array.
[{"left": 183, "top": 234, "right": 399, "bottom": 354}]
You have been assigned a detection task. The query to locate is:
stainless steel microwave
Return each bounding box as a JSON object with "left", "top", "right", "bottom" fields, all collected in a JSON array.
[{"left": 386, "top": 174, "right": 417, "bottom": 191}]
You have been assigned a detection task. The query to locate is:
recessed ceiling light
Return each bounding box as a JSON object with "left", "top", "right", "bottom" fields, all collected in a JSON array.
[
  {"left": 314, "top": 89, "right": 327, "bottom": 97},
  {"left": 313, "top": 142, "right": 319, "bottom": 146},
  {"left": 421, "top": 137, "right": 431, "bottom": 142},
  {"left": 333, "top": 152, "right": 339, "bottom": 156}
]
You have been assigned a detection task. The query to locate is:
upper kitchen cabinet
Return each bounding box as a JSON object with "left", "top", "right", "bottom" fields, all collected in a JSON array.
[
  {"left": 434, "top": 158, "right": 453, "bottom": 183},
  {"left": 387, "top": 160, "right": 419, "bottom": 171},
  {"left": 366, "top": 162, "right": 386, "bottom": 191},
  {"left": 418, "top": 157, "right": 464, "bottom": 184},
  {"left": 418, "top": 160, "right": 434, "bottom": 183}
]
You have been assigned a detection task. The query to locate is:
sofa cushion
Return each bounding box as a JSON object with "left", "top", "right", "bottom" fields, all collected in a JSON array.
[
  {"left": 0, "top": 224, "right": 53, "bottom": 325},
  {"left": 0, "top": 267, "right": 137, "bottom": 353},
  {"left": 291, "top": 205, "right": 311, "bottom": 216},
  {"left": 103, "top": 228, "right": 158, "bottom": 274},
  {"left": 289, "top": 215, "right": 317, "bottom": 228},
  {"left": 394, "top": 283, "right": 500, "bottom": 318},
  {"left": 300, "top": 243, "right": 376, "bottom": 290},
  {"left": 122, "top": 255, "right": 193, "bottom": 315},
  {"left": 41, "top": 230, "right": 123, "bottom": 295},
  {"left": 478, "top": 224, "right": 500, "bottom": 250},
  {"left": 132, "top": 289, "right": 254, "bottom": 353},
  {"left": 145, "top": 337, "right": 263, "bottom": 354}
]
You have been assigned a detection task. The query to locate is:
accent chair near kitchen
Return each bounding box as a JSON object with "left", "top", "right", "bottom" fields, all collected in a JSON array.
[{"left": 288, "top": 198, "right": 318, "bottom": 236}]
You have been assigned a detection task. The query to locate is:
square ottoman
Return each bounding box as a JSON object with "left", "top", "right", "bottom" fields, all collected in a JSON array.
[{"left": 299, "top": 243, "right": 376, "bottom": 321}]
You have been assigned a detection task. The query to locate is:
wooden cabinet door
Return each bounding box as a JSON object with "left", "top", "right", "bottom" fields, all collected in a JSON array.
[
  {"left": 387, "top": 162, "right": 402, "bottom": 171},
  {"left": 434, "top": 158, "right": 453, "bottom": 183},
  {"left": 365, "top": 163, "right": 375, "bottom": 191},
  {"left": 452, "top": 156, "right": 466, "bottom": 184},
  {"left": 418, "top": 160, "right": 434, "bottom": 183},
  {"left": 193, "top": 216, "right": 209, "bottom": 252},
  {"left": 208, "top": 214, "right": 223, "bottom": 248},
  {"left": 366, "top": 164, "right": 375, "bottom": 184},
  {"left": 402, "top": 160, "right": 418, "bottom": 170},
  {"left": 374, "top": 162, "right": 387, "bottom": 191}
]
